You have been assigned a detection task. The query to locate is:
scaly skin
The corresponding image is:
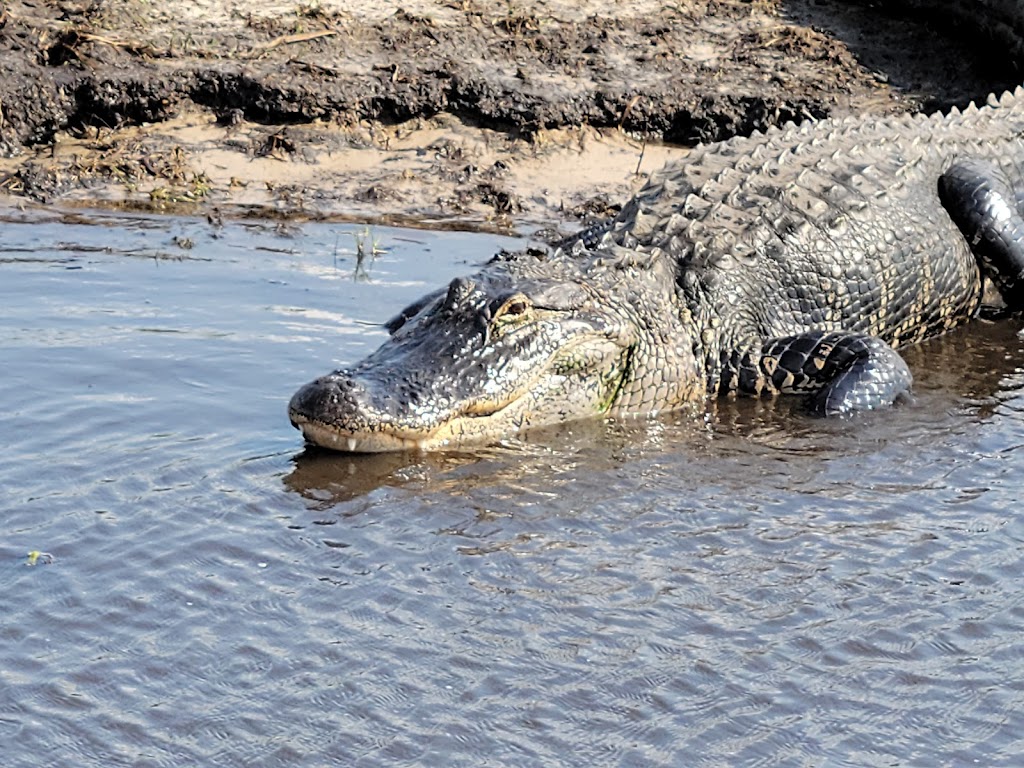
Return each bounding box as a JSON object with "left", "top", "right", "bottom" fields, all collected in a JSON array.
[{"left": 289, "top": 87, "right": 1024, "bottom": 452}]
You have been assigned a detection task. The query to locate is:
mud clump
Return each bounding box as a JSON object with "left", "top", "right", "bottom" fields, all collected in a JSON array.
[{"left": 0, "top": 0, "right": 1019, "bottom": 230}]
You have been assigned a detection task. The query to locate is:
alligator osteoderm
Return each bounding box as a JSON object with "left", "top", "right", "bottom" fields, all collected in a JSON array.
[{"left": 290, "top": 89, "right": 1024, "bottom": 452}]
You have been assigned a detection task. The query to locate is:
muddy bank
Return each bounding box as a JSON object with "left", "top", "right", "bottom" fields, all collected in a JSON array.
[{"left": 0, "top": 0, "right": 1019, "bottom": 230}]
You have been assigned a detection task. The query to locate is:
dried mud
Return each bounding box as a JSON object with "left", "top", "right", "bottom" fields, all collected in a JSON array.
[{"left": 0, "top": 0, "right": 1019, "bottom": 231}]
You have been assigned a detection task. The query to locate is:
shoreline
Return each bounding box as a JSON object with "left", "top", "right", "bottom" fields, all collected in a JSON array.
[{"left": 0, "top": 1, "right": 1018, "bottom": 231}]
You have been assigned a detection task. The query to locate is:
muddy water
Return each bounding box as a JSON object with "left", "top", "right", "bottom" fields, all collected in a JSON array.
[{"left": 3, "top": 209, "right": 1024, "bottom": 767}]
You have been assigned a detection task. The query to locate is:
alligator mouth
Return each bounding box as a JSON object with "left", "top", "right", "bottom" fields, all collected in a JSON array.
[
  {"left": 289, "top": 393, "right": 521, "bottom": 453},
  {"left": 291, "top": 415, "right": 432, "bottom": 452}
]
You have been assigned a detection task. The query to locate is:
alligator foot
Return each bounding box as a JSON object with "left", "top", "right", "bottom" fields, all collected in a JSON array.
[
  {"left": 939, "top": 158, "right": 1024, "bottom": 308},
  {"left": 733, "top": 331, "right": 913, "bottom": 415}
]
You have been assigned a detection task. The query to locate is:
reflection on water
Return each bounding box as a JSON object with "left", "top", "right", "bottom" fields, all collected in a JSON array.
[{"left": 3, "top": 207, "right": 1024, "bottom": 767}]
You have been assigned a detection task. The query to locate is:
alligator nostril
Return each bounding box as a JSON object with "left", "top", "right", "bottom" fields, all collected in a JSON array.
[{"left": 288, "top": 372, "right": 363, "bottom": 426}]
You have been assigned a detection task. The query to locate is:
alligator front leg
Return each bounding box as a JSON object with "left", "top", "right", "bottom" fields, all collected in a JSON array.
[
  {"left": 728, "top": 331, "right": 913, "bottom": 415},
  {"left": 939, "top": 158, "right": 1024, "bottom": 308}
]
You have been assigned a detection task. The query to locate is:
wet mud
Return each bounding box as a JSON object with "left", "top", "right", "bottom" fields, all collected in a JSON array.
[{"left": 0, "top": 0, "right": 1019, "bottom": 230}]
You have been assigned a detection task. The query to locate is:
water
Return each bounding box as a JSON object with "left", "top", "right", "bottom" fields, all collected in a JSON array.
[{"left": 3, "top": 208, "right": 1024, "bottom": 767}]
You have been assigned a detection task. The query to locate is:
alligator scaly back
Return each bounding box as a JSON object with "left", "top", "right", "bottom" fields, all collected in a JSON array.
[{"left": 560, "top": 87, "right": 1024, "bottom": 405}]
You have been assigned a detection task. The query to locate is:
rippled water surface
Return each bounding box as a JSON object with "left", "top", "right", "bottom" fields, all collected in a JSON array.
[{"left": 4, "top": 209, "right": 1024, "bottom": 767}]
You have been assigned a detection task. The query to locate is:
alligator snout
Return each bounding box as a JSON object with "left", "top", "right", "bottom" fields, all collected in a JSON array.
[
  {"left": 288, "top": 372, "right": 363, "bottom": 429},
  {"left": 289, "top": 369, "right": 454, "bottom": 452}
]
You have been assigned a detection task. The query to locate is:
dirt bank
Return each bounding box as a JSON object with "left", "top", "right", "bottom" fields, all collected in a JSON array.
[{"left": 0, "top": 0, "right": 1018, "bottom": 231}]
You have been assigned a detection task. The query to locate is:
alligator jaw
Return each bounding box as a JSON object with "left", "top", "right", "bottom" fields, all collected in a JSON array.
[
  {"left": 289, "top": 398, "right": 518, "bottom": 453},
  {"left": 291, "top": 414, "right": 435, "bottom": 453}
]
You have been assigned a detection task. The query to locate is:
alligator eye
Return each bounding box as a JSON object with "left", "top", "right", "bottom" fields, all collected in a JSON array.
[
  {"left": 492, "top": 294, "right": 532, "bottom": 322},
  {"left": 504, "top": 299, "right": 528, "bottom": 316}
]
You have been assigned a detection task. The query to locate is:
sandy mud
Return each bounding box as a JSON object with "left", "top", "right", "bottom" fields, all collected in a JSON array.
[{"left": 0, "top": 0, "right": 1019, "bottom": 231}]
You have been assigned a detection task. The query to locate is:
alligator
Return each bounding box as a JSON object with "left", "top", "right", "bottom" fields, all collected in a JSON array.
[{"left": 289, "top": 88, "right": 1024, "bottom": 452}]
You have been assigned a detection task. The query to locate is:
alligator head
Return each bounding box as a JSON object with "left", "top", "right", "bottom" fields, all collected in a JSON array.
[{"left": 289, "top": 246, "right": 701, "bottom": 452}]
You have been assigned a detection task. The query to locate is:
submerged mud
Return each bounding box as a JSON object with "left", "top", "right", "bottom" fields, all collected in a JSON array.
[{"left": 0, "top": 0, "right": 1020, "bottom": 228}]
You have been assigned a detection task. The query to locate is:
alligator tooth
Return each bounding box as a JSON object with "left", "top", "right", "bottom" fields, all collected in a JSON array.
[{"left": 347, "top": 438, "right": 357, "bottom": 452}]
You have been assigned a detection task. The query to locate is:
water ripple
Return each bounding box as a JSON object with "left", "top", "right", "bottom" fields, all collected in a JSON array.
[{"left": 4, "top": 214, "right": 1024, "bottom": 766}]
